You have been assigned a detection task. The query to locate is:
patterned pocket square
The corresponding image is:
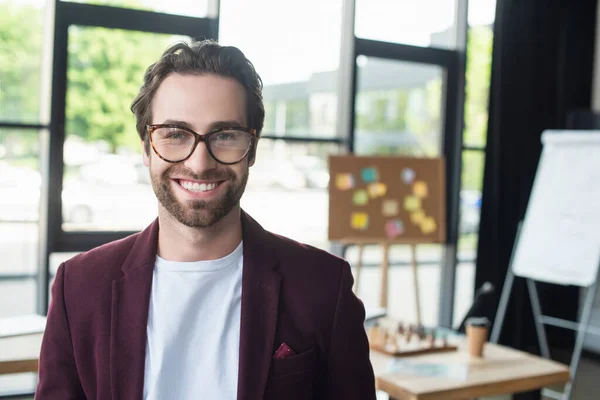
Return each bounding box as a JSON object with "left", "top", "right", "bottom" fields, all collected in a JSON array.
[{"left": 273, "top": 342, "right": 296, "bottom": 359}]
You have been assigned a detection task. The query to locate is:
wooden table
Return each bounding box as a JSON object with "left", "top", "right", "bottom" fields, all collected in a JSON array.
[
  {"left": 0, "top": 333, "right": 43, "bottom": 375},
  {"left": 371, "top": 341, "right": 570, "bottom": 400}
]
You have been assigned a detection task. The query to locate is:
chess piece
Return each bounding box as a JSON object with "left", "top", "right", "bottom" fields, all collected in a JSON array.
[
  {"left": 406, "top": 325, "right": 414, "bottom": 343},
  {"left": 397, "top": 322, "right": 405, "bottom": 335},
  {"left": 416, "top": 325, "right": 426, "bottom": 340},
  {"left": 427, "top": 328, "right": 436, "bottom": 348},
  {"left": 442, "top": 334, "right": 448, "bottom": 348},
  {"left": 386, "top": 330, "right": 398, "bottom": 352}
]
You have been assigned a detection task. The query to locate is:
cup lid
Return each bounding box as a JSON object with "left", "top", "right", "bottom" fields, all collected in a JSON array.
[{"left": 466, "top": 316, "right": 491, "bottom": 327}]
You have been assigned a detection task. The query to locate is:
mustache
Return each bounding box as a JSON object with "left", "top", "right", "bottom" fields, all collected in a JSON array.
[{"left": 162, "top": 165, "right": 235, "bottom": 181}]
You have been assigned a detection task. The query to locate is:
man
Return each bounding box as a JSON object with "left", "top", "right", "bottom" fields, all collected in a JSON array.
[{"left": 36, "top": 40, "right": 376, "bottom": 399}]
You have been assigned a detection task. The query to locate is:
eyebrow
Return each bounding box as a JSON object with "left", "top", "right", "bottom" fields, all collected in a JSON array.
[{"left": 161, "top": 119, "right": 245, "bottom": 132}]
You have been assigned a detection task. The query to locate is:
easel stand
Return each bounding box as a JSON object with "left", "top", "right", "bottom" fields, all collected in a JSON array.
[
  {"left": 492, "top": 230, "right": 600, "bottom": 400},
  {"left": 352, "top": 241, "right": 422, "bottom": 326}
]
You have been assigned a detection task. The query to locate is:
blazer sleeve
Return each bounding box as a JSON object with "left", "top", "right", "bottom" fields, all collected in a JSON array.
[
  {"left": 323, "top": 262, "right": 377, "bottom": 399},
  {"left": 36, "top": 262, "right": 86, "bottom": 400}
]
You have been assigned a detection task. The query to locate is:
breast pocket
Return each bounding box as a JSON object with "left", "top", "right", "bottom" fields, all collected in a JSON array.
[{"left": 265, "top": 347, "right": 316, "bottom": 400}]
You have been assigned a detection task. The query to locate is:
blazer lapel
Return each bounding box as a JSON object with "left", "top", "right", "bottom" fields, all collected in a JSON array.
[
  {"left": 237, "top": 211, "right": 281, "bottom": 400},
  {"left": 110, "top": 220, "right": 159, "bottom": 400}
]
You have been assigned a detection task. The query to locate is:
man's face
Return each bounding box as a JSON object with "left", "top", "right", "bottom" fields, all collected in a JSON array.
[{"left": 143, "top": 73, "right": 253, "bottom": 228}]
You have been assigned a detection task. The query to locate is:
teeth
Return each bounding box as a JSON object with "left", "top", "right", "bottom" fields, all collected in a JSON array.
[{"left": 181, "top": 181, "right": 217, "bottom": 192}]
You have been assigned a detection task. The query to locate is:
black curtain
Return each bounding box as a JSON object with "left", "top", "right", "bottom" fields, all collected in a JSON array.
[{"left": 475, "top": 0, "right": 597, "bottom": 398}]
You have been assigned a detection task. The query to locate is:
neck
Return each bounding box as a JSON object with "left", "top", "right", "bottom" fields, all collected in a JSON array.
[{"left": 156, "top": 206, "right": 243, "bottom": 262}]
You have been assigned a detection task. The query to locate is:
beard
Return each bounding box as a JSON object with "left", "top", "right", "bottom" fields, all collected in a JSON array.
[{"left": 150, "top": 162, "right": 248, "bottom": 228}]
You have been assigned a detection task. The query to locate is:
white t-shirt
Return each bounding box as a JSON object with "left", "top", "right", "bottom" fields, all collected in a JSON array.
[{"left": 143, "top": 242, "right": 243, "bottom": 400}]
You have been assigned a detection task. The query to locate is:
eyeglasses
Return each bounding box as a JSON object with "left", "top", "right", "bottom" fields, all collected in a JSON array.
[{"left": 147, "top": 124, "right": 256, "bottom": 165}]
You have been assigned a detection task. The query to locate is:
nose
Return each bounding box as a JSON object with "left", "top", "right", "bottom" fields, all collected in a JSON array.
[{"left": 183, "top": 140, "right": 218, "bottom": 173}]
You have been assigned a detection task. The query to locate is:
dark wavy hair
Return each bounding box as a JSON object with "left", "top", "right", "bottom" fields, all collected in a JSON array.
[{"left": 130, "top": 39, "right": 264, "bottom": 162}]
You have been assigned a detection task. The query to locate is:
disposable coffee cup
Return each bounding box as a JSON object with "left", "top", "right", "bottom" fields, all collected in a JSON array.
[{"left": 466, "top": 317, "right": 491, "bottom": 358}]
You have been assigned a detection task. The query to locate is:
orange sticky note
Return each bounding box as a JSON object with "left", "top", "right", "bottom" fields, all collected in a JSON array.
[
  {"left": 335, "top": 173, "right": 355, "bottom": 191},
  {"left": 382, "top": 199, "right": 399, "bottom": 216},
  {"left": 410, "top": 210, "right": 426, "bottom": 225},
  {"left": 421, "top": 217, "right": 437, "bottom": 234},
  {"left": 404, "top": 195, "right": 421, "bottom": 211},
  {"left": 351, "top": 212, "right": 369, "bottom": 230},
  {"left": 368, "top": 183, "right": 387, "bottom": 199},
  {"left": 413, "top": 181, "right": 428, "bottom": 198}
]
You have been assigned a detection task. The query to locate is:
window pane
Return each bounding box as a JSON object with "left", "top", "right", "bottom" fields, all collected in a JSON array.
[
  {"left": 219, "top": 0, "right": 342, "bottom": 138},
  {"left": 0, "top": 279, "right": 36, "bottom": 319},
  {"left": 61, "top": 0, "right": 211, "bottom": 18},
  {"left": 355, "top": 0, "right": 458, "bottom": 49},
  {"left": 347, "top": 244, "right": 443, "bottom": 327},
  {"left": 0, "top": 129, "right": 41, "bottom": 275},
  {"left": 453, "top": 261, "right": 476, "bottom": 327},
  {"left": 459, "top": 149, "right": 484, "bottom": 249},
  {"left": 463, "top": 0, "right": 495, "bottom": 148},
  {"left": 355, "top": 57, "right": 444, "bottom": 156},
  {"left": 0, "top": 1, "right": 47, "bottom": 123},
  {"left": 63, "top": 27, "right": 188, "bottom": 231},
  {"left": 242, "top": 139, "right": 339, "bottom": 250}
]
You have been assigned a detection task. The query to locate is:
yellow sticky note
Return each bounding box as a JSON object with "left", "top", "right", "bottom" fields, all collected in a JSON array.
[
  {"left": 410, "top": 210, "right": 425, "bottom": 225},
  {"left": 404, "top": 195, "right": 421, "bottom": 211},
  {"left": 413, "top": 181, "right": 429, "bottom": 198},
  {"left": 368, "top": 183, "right": 387, "bottom": 199},
  {"left": 353, "top": 190, "right": 369, "bottom": 206},
  {"left": 382, "top": 199, "right": 399, "bottom": 216},
  {"left": 335, "top": 173, "right": 355, "bottom": 191},
  {"left": 351, "top": 212, "right": 369, "bottom": 230},
  {"left": 421, "top": 217, "right": 437, "bottom": 234}
]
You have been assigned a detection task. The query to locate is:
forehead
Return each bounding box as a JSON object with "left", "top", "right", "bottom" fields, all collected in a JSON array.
[{"left": 151, "top": 73, "right": 247, "bottom": 129}]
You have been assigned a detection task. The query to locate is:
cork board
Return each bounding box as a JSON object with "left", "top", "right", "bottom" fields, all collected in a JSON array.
[{"left": 328, "top": 155, "right": 446, "bottom": 243}]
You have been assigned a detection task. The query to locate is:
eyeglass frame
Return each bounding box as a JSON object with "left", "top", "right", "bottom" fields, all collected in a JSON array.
[{"left": 146, "top": 124, "right": 257, "bottom": 165}]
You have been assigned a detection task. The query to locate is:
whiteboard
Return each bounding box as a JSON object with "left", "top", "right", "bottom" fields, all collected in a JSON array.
[{"left": 512, "top": 130, "right": 600, "bottom": 287}]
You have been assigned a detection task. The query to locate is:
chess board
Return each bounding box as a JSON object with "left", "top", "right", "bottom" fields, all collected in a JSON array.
[{"left": 367, "top": 320, "right": 458, "bottom": 357}]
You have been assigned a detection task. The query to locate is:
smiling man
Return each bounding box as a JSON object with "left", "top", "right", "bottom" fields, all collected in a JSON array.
[{"left": 36, "top": 40, "right": 376, "bottom": 400}]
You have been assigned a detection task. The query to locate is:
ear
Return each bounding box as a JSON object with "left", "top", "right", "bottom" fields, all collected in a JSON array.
[
  {"left": 249, "top": 138, "right": 259, "bottom": 167},
  {"left": 142, "top": 141, "right": 150, "bottom": 167}
]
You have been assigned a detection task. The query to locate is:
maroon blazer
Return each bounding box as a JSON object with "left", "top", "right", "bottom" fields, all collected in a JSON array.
[{"left": 36, "top": 211, "right": 376, "bottom": 399}]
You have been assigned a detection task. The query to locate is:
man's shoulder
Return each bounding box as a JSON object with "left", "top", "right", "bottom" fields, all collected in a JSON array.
[
  {"left": 61, "top": 232, "right": 142, "bottom": 278},
  {"left": 264, "top": 229, "right": 349, "bottom": 278}
]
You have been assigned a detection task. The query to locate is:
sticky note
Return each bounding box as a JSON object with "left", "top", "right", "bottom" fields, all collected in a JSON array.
[
  {"left": 402, "top": 168, "right": 416, "bottom": 184},
  {"left": 413, "top": 181, "right": 428, "bottom": 198},
  {"left": 351, "top": 212, "right": 369, "bottom": 230},
  {"left": 385, "top": 219, "right": 405, "bottom": 239},
  {"left": 410, "top": 210, "right": 426, "bottom": 225},
  {"left": 353, "top": 190, "right": 369, "bottom": 206},
  {"left": 382, "top": 199, "right": 399, "bottom": 216},
  {"left": 421, "top": 217, "right": 437, "bottom": 234},
  {"left": 404, "top": 195, "right": 421, "bottom": 211},
  {"left": 361, "top": 167, "right": 379, "bottom": 183},
  {"left": 367, "top": 183, "right": 387, "bottom": 199},
  {"left": 335, "top": 173, "right": 355, "bottom": 190}
]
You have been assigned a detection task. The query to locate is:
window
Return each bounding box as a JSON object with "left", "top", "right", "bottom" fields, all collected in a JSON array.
[
  {"left": 61, "top": 0, "right": 212, "bottom": 18},
  {"left": 243, "top": 139, "right": 340, "bottom": 250},
  {"left": 355, "top": 0, "right": 459, "bottom": 50},
  {"left": 0, "top": 0, "right": 48, "bottom": 124},
  {"left": 354, "top": 57, "right": 444, "bottom": 156},
  {"left": 453, "top": 0, "right": 496, "bottom": 326},
  {"left": 63, "top": 26, "right": 188, "bottom": 231},
  {"left": 219, "top": 0, "right": 343, "bottom": 138}
]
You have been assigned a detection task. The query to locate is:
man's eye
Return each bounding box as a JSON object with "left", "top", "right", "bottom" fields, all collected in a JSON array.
[
  {"left": 166, "top": 131, "right": 188, "bottom": 140},
  {"left": 216, "top": 132, "right": 236, "bottom": 141}
]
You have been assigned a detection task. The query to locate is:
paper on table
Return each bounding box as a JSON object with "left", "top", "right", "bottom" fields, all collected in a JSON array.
[
  {"left": 386, "top": 359, "right": 469, "bottom": 381},
  {"left": 0, "top": 314, "right": 47, "bottom": 338}
]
